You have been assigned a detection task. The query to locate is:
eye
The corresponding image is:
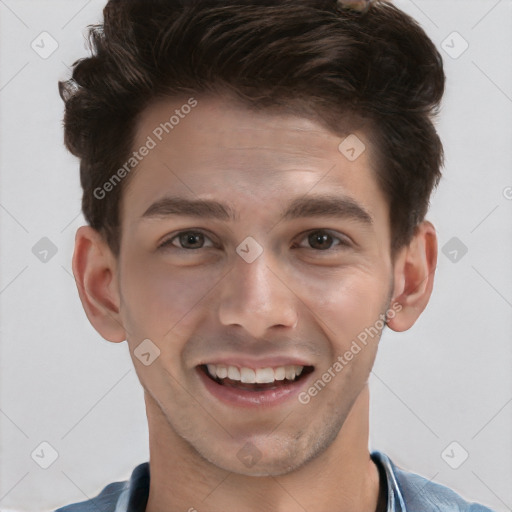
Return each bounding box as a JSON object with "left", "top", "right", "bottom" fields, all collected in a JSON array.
[
  {"left": 158, "top": 228, "right": 351, "bottom": 252},
  {"left": 158, "top": 230, "right": 215, "bottom": 251},
  {"left": 294, "top": 229, "right": 351, "bottom": 252}
]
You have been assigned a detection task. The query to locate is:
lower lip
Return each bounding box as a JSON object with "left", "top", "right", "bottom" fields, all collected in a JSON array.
[{"left": 197, "top": 367, "right": 312, "bottom": 408}]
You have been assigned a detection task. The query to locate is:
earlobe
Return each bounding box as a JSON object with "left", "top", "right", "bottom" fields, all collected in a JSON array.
[
  {"left": 72, "top": 225, "right": 127, "bottom": 343},
  {"left": 386, "top": 221, "right": 438, "bottom": 332}
]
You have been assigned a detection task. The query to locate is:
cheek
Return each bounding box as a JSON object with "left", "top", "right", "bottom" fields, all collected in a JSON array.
[
  {"left": 294, "top": 266, "right": 389, "bottom": 346},
  {"left": 119, "top": 252, "right": 216, "bottom": 340}
]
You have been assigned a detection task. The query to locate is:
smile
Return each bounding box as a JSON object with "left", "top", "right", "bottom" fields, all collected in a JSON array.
[
  {"left": 197, "top": 363, "right": 314, "bottom": 406},
  {"left": 207, "top": 363, "right": 306, "bottom": 383}
]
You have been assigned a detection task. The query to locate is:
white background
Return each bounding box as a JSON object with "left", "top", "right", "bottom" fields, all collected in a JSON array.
[{"left": 0, "top": 0, "right": 511, "bottom": 510}]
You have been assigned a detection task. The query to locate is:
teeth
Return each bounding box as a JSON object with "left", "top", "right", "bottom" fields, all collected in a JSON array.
[
  {"left": 216, "top": 365, "right": 228, "bottom": 379},
  {"left": 285, "top": 365, "right": 297, "bottom": 380},
  {"left": 255, "top": 367, "right": 274, "bottom": 383},
  {"left": 274, "top": 366, "right": 286, "bottom": 381},
  {"left": 205, "top": 364, "right": 305, "bottom": 383},
  {"left": 240, "top": 367, "right": 256, "bottom": 383},
  {"left": 227, "top": 366, "right": 241, "bottom": 380}
]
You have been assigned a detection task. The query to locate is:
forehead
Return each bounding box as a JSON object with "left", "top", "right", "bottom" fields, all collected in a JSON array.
[
  {"left": 139, "top": 95, "right": 344, "bottom": 164},
  {"left": 121, "top": 94, "right": 387, "bottom": 226}
]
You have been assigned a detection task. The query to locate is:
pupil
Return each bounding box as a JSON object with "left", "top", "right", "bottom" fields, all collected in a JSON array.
[
  {"left": 182, "top": 232, "right": 202, "bottom": 248},
  {"left": 311, "top": 231, "right": 331, "bottom": 250}
]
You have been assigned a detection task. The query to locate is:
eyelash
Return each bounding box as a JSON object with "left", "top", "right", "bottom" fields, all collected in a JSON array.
[{"left": 158, "top": 229, "right": 352, "bottom": 252}]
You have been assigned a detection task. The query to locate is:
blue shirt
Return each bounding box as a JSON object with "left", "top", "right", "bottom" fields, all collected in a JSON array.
[{"left": 54, "top": 450, "right": 495, "bottom": 511}]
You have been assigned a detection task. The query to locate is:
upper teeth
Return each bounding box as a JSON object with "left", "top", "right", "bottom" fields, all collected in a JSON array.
[{"left": 206, "top": 364, "right": 304, "bottom": 383}]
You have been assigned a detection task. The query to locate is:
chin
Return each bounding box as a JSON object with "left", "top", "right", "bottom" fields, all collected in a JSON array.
[
  {"left": 195, "top": 435, "right": 319, "bottom": 477},
  {"left": 221, "top": 455, "right": 307, "bottom": 478}
]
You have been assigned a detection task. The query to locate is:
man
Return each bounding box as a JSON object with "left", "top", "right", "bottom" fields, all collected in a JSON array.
[{"left": 55, "top": 0, "right": 495, "bottom": 510}]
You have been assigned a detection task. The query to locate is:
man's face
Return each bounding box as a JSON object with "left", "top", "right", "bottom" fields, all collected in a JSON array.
[{"left": 116, "top": 94, "right": 396, "bottom": 476}]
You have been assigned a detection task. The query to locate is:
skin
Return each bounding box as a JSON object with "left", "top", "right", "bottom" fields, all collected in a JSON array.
[{"left": 72, "top": 94, "right": 437, "bottom": 512}]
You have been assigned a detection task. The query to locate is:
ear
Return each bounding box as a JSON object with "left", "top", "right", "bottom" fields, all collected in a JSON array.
[
  {"left": 72, "top": 225, "right": 127, "bottom": 343},
  {"left": 387, "top": 220, "right": 437, "bottom": 332}
]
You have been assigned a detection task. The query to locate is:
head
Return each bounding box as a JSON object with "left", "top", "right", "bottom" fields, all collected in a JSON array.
[{"left": 61, "top": 0, "right": 444, "bottom": 476}]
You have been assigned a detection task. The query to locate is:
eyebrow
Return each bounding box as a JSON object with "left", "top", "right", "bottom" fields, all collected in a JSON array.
[{"left": 141, "top": 194, "right": 373, "bottom": 225}]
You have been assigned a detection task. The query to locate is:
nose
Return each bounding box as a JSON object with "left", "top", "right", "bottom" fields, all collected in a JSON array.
[{"left": 217, "top": 250, "right": 299, "bottom": 338}]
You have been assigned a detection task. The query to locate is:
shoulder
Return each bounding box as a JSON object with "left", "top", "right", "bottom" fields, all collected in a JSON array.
[
  {"left": 53, "top": 462, "right": 149, "bottom": 512},
  {"left": 394, "top": 465, "right": 495, "bottom": 512},
  {"left": 371, "top": 451, "right": 496, "bottom": 512},
  {"left": 54, "top": 481, "right": 126, "bottom": 512}
]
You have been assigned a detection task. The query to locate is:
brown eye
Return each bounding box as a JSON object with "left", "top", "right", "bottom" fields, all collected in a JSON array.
[
  {"left": 159, "top": 230, "right": 214, "bottom": 250},
  {"left": 295, "top": 229, "right": 351, "bottom": 252},
  {"left": 309, "top": 231, "right": 334, "bottom": 250},
  {"left": 179, "top": 232, "right": 205, "bottom": 249}
]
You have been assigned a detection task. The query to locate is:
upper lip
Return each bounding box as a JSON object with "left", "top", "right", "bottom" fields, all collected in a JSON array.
[{"left": 196, "top": 356, "right": 314, "bottom": 369}]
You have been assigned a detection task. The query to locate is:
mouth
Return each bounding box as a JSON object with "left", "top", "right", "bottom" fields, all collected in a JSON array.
[{"left": 197, "top": 363, "right": 315, "bottom": 407}]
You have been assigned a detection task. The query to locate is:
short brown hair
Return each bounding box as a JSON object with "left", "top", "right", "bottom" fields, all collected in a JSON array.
[{"left": 59, "top": 0, "right": 445, "bottom": 257}]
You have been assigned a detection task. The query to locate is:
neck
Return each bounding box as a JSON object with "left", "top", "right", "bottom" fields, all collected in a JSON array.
[{"left": 145, "top": 385, "right": 383, "bottom": 512}]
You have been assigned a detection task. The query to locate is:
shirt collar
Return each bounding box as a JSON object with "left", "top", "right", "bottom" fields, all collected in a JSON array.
[
  {"left": 116, "top": 451, "right": 406, "bottom": 512},
  {"left": 114, "top": 462, "right": 150, "bottom": 512},
  {"left": 371, "top": 450, "right": 407, "bottom": 512}
]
